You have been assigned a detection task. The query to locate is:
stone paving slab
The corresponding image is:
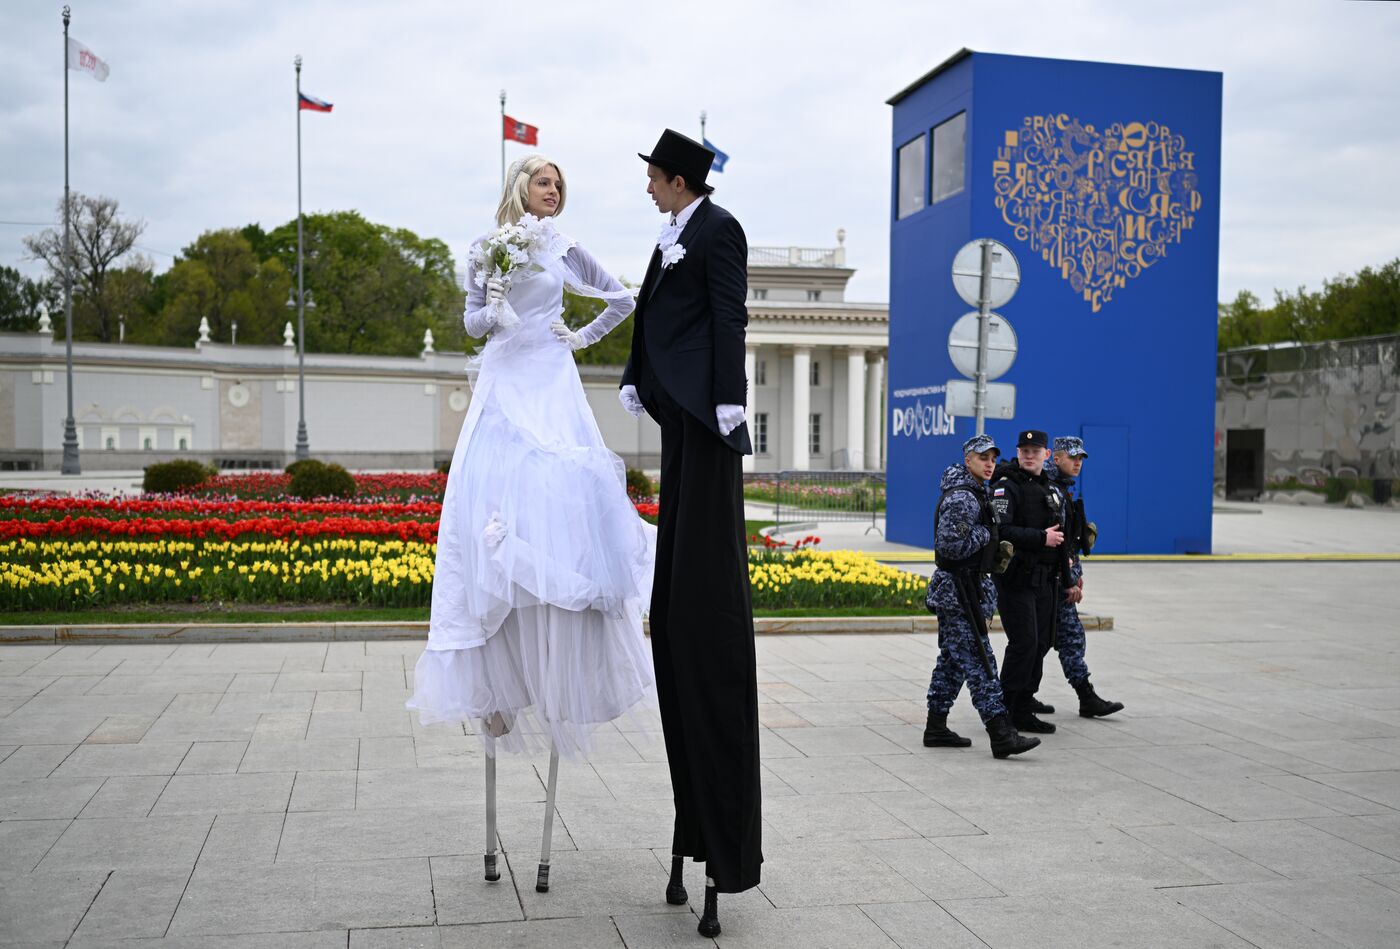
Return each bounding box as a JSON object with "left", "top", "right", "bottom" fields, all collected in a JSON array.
[{"left": 1, "top": 561, "right": 1398, "bottom": 947}]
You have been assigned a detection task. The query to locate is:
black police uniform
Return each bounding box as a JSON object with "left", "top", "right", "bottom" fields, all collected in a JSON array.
[{"left": 989, "top": 437, "right": 1067, "bottom": 732}]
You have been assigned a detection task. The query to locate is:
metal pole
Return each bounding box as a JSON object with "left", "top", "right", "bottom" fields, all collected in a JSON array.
[
  {"left": 700, "top": 110, "right": 706, "bottom": 141},
  {"left": 60, "top": 6, "right": 80, "bottom": 475},
  {"left": 294, "top": 55, "right": 309, "bottom": 461},
  {"left": 974, "top": 240, "right": 993, "bottom": 436},
  {"left": 499, "top": 89, "right": 506, "bottom": 189}
]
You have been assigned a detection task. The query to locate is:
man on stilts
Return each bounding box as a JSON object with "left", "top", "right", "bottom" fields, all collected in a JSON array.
[{"left": 620, "top": 129, "right": 761, "bottom": 938}]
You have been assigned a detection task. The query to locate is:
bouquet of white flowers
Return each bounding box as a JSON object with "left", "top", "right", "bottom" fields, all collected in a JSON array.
[{"left": 467, "top": 213, "right": 552, "bottom": 330}]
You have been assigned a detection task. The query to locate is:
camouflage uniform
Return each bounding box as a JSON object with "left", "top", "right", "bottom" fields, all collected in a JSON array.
[
  {"left": 926, "top": 456, "right": 1008, "bottom": 725},
  {"left": 1045, "top": 461, "right": 1090, "bottom": 686},
  {"left": 1047, "top": 435, "right": 1124, "bottom": 718}
]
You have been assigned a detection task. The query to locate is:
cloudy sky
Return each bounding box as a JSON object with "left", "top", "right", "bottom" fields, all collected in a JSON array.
[{"left": 2, "top": 0, "right": 1396, "bottom": 304}]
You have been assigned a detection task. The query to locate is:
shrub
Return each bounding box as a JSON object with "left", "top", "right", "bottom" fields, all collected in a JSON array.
[
  {"left": 143, "top": 460, "right": 216, "bottom": 494},
  {"left": 289, "top": 460, "right": 356, "bottom": 499},
  {"left": 1324, "top": 477, "right": 1366, "bottom": 504},
  {"left": 625, "top": 467, "right": 654, "bottom": 499},
  {"left": 284, "top": 459, "right": 321, "bottom": 478}
]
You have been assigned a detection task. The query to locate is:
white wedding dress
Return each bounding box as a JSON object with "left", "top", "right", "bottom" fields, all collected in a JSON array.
[{"left": 407, "top": 220, "right": 655, "bottom": 759}]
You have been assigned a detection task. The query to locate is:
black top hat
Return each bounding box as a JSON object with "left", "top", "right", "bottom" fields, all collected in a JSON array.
[
  {"left": 639, "top": 129, "right": 715, "bottom": 194},
  {"left": 1016, "top": 429, "right": 1049, "bottom": 448}
]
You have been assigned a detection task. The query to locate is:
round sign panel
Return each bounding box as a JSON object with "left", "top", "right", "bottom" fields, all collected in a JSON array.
[
  {"left": 947, "top": 311, "right": 1018, "bottom": 381},
  {"left": 951, "top": 239, "right": 1021, "bottom": 309}
]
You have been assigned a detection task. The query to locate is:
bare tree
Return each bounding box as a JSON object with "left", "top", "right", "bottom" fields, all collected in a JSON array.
[{"left": 23, "top": 192, "right": 146, "bottom": 342}]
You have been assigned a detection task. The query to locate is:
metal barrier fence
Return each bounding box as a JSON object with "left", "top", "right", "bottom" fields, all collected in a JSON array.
[{"left": 764, "top": 470, "right": 886, "bottom": 535}]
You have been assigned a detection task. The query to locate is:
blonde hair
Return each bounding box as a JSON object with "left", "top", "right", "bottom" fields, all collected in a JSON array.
[{"left": 495, "top": 154, "right": 566, "bottom": 226}]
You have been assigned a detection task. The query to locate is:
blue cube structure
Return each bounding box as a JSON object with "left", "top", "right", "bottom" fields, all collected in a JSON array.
[{"left": 886, "top": 50, "right": 1222, "bottom": 553}]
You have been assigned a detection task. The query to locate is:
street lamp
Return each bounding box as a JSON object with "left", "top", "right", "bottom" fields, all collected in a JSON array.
[{"left": 285, "top": 284, "right": 315, "bottom": 460}]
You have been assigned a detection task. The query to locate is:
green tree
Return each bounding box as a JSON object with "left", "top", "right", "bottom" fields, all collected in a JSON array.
[
  {"left": 263, "top": 211, "right": 466, "bottom": 355},
  {"left": 1219, "top": 258, "right": 1400, "bottom": 350},
  {"left": 0, "top": 267, "right": 60, "bottom": 333},
  {"left": 156, "top": 229, "right": 291, "bottom": 346}
]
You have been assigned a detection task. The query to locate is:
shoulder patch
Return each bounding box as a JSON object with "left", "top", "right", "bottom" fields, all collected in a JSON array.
[{"left": 993, "top": 487, "right": 1006, "bottom": 496}]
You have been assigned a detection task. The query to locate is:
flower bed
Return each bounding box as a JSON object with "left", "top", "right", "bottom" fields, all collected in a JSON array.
[{"left": 0, "top": 479, "right": 924, "bottom": 615}]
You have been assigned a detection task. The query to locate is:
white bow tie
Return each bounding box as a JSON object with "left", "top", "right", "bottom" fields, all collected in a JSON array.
[{"left": 657, "top": 217, "right": 683, "bottom": 251}]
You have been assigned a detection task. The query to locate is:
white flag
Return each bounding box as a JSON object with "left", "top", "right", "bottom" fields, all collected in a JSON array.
[{"left": 66, "top": 37, "right": 110, "bottom": 82}]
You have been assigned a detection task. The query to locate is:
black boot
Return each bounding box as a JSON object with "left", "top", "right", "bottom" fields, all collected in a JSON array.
[
  {"left": 1075, "top": 678, "right": 1124, "bottom": 718},
  {"left": 923, "top": 710, "right": 972, "bottom": 748},
  {"left": 986, "top": 714, "right": 1040, "bottom": 758},
  {"left": 665, "top": 854, "right": 687, "bottom": 905},
  {"left": 697, "top": 884, "right": 721, "bottom": 937},
  {"left": 1009, "top": 693, "right": 1056, "bottom": 733},
  {"left": 1026, "top": 695, "right": 1055, "bottom": 714}
]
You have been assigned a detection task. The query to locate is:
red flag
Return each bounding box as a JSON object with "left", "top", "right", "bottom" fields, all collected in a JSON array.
[
  {"left": 299, "top": 92, "right": 333, "bottom": 113},
  {"left": 502, "top": 115, "right": 538, "bottom": 145}
]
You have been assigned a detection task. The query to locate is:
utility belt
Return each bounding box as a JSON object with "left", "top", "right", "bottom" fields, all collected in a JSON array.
[{"left": 1002, "top": 555, "right": 1060, "bottom": 590}]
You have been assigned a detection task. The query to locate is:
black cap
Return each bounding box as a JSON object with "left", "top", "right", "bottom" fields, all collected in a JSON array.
[
  {"left": 1016, "top": 429, "right": 1048, "bottom": 448},
  {"left": 639, "top": 129, "right": 715, "bottom": 194}
]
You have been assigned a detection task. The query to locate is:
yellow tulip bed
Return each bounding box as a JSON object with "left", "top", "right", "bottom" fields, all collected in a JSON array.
[
  {"left": 748, "top": 547, "right": 926, "bottom": 611},
  {"left": 2, "top": 537, "right": 925, "bottom": 613}
]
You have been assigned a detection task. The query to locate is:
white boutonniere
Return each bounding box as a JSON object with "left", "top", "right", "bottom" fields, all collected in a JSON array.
[{"left": 661, "top": 243, "right": 686, "bottom": 269}]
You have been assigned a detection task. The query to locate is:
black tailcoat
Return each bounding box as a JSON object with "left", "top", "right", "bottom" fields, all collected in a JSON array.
[{"left": 623, "top": 197, "right": 761, "bottom": 892}]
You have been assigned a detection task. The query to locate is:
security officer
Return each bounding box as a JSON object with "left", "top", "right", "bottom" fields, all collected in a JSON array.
[
  {"left": 989, "top": 429, "right": 1065, "bottom": 734},
  {"left": 1045, "top": 435, "right": 1124, "bottom": 718},
  {"left": 923, "top": 433, "right": 1039, "bottom": 759}
]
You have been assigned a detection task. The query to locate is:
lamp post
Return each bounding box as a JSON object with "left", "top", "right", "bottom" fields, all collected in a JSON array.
[
  {"left": 285, "top": 285, "right": 313, "bottom": 459},
  {"left": 59, "top": 6, "right": 80, "bottom": 474}
]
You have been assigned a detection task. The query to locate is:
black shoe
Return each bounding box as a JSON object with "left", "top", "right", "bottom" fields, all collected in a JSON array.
[
  {"left": 1011, "top": 711, "right": 1056, "bottom": 733},
  {"left": 1075, "top": 678, "right": 1124, "bottom": 718},
  {"left": 1026, "top": 695, "right": 1055, "bottom": 715},
  {"left": 665, "top": 854, "right": 688, "bottom": 905},
  {"left": 986, "top": 714, "right": 1040, "bottom": 758},
  {"left": 697, "top": 885, "right": 721, "bottom": 937},
  {"left": 923, "top": 711, "right": 972, "bottom": 748}
]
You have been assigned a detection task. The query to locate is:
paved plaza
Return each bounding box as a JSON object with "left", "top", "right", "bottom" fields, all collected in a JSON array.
[{"left": 3, "top": 505, "right": 1400, "bottom": 946}]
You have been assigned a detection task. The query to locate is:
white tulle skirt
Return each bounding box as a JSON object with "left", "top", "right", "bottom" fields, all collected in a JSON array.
[{"left": 407, "top": 346, "right": 656, "bottom": 759}]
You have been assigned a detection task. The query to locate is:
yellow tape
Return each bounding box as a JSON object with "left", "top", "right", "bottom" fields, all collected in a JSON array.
[{"left": 874, "top": 551, "right": 1400, "bottom": 564}]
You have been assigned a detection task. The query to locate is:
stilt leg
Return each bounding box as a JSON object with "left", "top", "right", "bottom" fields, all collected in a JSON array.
[
  {"left": 536, "top": 749, "right": 559, "bottom": 893},
  {"left": 697, "top": 875, "right": 720, "bottom": 937},
  {"left": 483, "top": 753, "right": 500, "bottom": 882}
]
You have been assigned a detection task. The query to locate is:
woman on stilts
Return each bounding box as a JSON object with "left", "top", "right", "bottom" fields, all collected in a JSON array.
[{"left": 407, "top": 154, "right": 655, "bottom": 895}]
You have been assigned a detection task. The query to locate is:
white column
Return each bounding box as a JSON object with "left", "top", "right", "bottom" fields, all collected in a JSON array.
[
  {"left": 790, "top": 346, "right": 811, "bottom": 471},
  {"left": 743, "top": 346, "right": 757, "bottom": 473},
  {"left": 845, "top": 347, "right": 866, "bottom": 470},
  {"left": 865, "top": 351, "right": 885, "bottom": 470}
]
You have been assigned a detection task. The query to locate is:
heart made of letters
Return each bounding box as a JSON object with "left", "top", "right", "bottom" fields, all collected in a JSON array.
[{"left": 992, "top": 114, "right": 1204, "bottom": 313}]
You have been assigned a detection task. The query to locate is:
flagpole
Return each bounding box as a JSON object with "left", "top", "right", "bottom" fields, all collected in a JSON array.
[
  {"left": 60, "top": 5, "right": 79, "bottom": 475},
  {"left": 700, "top": 110, "right": 706, "bottom": 142},
  {"left": 499, "top": 89, "right": 506, "bottom": 189},
  {"left": 293, "top": 54, "right": 310, "bottom": 461}
]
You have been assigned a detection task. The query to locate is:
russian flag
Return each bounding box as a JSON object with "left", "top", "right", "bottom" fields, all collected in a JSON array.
[{"left": 298, "top": 92, "right": 333, "bottom": 113}]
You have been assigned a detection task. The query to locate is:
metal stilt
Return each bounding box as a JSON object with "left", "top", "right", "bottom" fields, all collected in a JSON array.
[
  {"left": 536, "top": 749, "right": 560, "bottom": 892},
  {"left": 483, "top": 752, "right": 500, "bottom": 881}
]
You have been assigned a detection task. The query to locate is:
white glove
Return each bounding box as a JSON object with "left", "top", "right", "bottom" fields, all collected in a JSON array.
[
  {"left": 716, "top": 404, "right": 745, "bottom": 436},
  {"left": 486, "top": 275, "right": 506, "bottom": 306},
  {"left": 619, "top": 385, "right": 645, "bottom": 418},
  {"left": 551, "top": 320, "right": 586, "bottom": 350}
]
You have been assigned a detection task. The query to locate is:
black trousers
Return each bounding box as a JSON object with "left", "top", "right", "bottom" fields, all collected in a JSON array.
[
  {"left": 994, "top": 574, "right": 1056, "bottom": 703},
  {"left": 643, "top": 376, "right": 762, "bottom": 894}
]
